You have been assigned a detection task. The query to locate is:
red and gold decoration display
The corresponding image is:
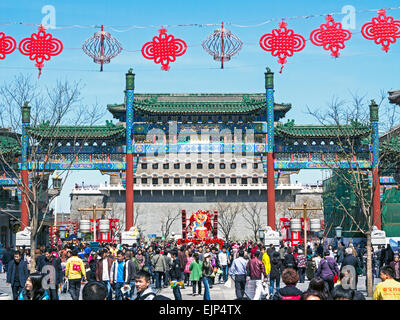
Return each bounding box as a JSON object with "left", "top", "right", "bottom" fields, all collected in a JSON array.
[
  {"left": 259, "top": 21, "right": 306, "bottom": 73},
  {"left": 0, "top": 32, "right": 16, "bottom": 60},
  {"left": 188, "top": 209, "right": 213, "bottom": 240},
  {"left": 361, "top": 9, "right": 400, "bottom": 52},
  {"left": 18, "top": 25, "right": 63, "bottom": 78},
  {"left": 141, "top": 28, "right": 187, "bottom": 70},
  {"left": 310, "top": 15, "right": 352, "bottom": 57}
]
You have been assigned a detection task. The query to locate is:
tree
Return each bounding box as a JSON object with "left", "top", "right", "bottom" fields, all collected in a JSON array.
[
  {"left": 134, "top": 204, "right": 146, "bottom": 236},
  {"left": 307, "top": 92, "right": 400, "bottom": 297},
  {"left": 0, "top": 74, "right": 105, "bottom": 272},
  {"left": 242, "top": 202, "right": 263, "bottom": 242},
  {"left": 216, "top": 202, "right": 240, "bottom": 241},
  {"left": 160, "top": 208, "right": 180, "bottom": 239}
]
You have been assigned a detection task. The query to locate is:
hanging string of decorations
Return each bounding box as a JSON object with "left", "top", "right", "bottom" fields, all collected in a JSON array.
[
  {"left": 82, "top": 25, "right": 123, "bottom": 71},
  {"left": 1, "top": 8, "right": 400, "bottom": 75},
  {"left": 201, "top": 22, "right": 243, "bottom": 69},
  {"left": 18, "top": 25, "right": 63, "bottom": 78},
  {"left": 361, "top": 9, "right": 400, "bottom": 52},
  {"left": 259, "top": 20, "right": 306, "bottom": 73},
  {"left": 141, "top": 28, "right": 187, "bottom": 70},
  {"left": 0, "top": 32, "right": 16, "bottom": 60},
  {"left": 310, "top": 15, "right": 352, "bottom": 58}
]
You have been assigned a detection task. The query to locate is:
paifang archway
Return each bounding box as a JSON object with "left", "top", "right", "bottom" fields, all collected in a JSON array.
[{"left": 10, "top": 68, "right": 383, "bottom": 233}]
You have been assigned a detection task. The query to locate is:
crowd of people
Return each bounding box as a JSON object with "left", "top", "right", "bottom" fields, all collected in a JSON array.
[{"left": 0, "top": 238, "right": 400, "bottom": 300}]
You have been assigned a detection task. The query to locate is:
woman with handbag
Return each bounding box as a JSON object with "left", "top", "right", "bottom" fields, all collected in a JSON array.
[
  {"left": 315, "top": 251, "right": 339, "bottom": 292},
  {"left": 184, "top": 252, "right": 194, "bottom": 287}
]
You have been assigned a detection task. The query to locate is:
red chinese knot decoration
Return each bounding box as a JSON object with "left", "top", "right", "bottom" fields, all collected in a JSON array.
[
  {"left": 19, "top": 25, "right": 63, "bottom": 78},
  {"left": 0, "top": 32, "right": 16, "bottom": 60},
  {"left": 259, "top": 21, "right": 306, "bottom": 73},
  {"left": 361, "top": 9, "right": 400, "bottom": 52},
  {"left": 142, "top": 28, "right": 187, "bottom": 71},
  {"left": 310, "top": 15, "right": 352, "bottom": 57}
]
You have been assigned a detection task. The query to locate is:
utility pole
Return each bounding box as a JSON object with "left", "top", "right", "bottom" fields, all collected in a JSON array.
[
  {"left": 78, "top": 204, "right": 111, "bottom": 242},
  {"left": 288, "top": 202, "right": 323, "bottom": 249}
]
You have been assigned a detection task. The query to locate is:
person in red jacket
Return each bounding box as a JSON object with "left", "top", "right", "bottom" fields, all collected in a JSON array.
[{"left": 246, "top": 250, "right": 267, "bottom": 300}]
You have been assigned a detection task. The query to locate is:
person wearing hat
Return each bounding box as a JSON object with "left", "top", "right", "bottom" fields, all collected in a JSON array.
[{"left": 296, "top": 249, "right": 307, "bottom": 283}]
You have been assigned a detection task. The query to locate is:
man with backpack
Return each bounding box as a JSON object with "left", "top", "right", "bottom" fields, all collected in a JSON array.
[
  {"left": 65, "top": 249, "right": 87, "bottom": 300},
  {"left": 134, "top": 270, "right": 171, "bottom": 300}
]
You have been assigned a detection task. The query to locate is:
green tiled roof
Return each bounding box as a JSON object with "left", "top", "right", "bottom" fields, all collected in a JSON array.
[
  {"left": 382, "top": 138, "right": 400, "bottom": 153},
  {"left": 0, "top": 129, "right": 20, "bottom": 155},
  {"left": 107, "top": 93, "right": 291, "bottom": 115},
  {"left": 26, "top": 121, "right": 125, "bottom": 139},
  {"left": 276, "top": 122, "right": 371, "bottom": 138}
]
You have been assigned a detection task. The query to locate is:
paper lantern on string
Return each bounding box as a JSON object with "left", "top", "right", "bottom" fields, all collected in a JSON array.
[
  {"left": 259, "top": 21, "right": 306, "bottom": 73},
  {"left": 19, "top": 25, "right": 63, "bottom": 78},
  {"left": 141, "top": 28, "right": 187, "bottom": 71},
  {"left": 82, "top": 25, "right": 122, "bottom": 71},
  {"left": 0, "top": 32, "right": 16, "bottom": 60},
  {"left": 361, "top": 9, "right": 400, "bottom": 52},
  {"left": 310, "top": 15, "right": 352, "bottom": 57},
  {"left": 201, "top": 22, "right": 243, "bottom": 69}
]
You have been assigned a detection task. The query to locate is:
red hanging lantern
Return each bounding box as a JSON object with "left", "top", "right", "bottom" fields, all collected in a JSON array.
[
  {"left": 19, "top": 25, "right": 63, "bottom": 78},
  {"left": 201, "top": 22, "right": 243, "bottom": 69},
  {"left": 0, "top": 32, "right": 16, "bottom": 60},
  {"left": 310, "top": 15, "right": 352, "bottom": 57},
  {"left": 141, "top": 28, "right": 187, "bottom": 71},
  {"left": 361, "top": 9, "right": 400, "bottom": 52},
  {"left": 259, "top": 21, "right": 306, "bottom": 73},
  {"left": 82, "top": 25, "right": 122, "bottom": 71}
]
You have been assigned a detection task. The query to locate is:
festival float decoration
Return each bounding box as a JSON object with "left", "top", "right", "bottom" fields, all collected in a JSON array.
[
  {"left": 310, "top": 15, "right": 352, "bottom": 57},
  {"left": 19, "top": 25, "right": 63, "bottom": 78},
  {"left": 82, "top": 25, "right": 123, "bottom": 71},
  {"left": 201, "top": 22, "right": 243, "bottom": 69},
  {"left": 141, "top": 28, "right": 187, "bottom": 70},
  {"left": 178, "top": 209, "right": 224, "bottom": 247}
]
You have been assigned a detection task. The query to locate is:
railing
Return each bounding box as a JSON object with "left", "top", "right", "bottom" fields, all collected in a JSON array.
[{"left": 71, "top": 182, "right": 313, "bottom": 192}]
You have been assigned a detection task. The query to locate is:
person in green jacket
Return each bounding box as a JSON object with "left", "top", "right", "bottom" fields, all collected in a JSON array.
[{"left": 189, "top": 253, "right": 203, "bottom": 296}]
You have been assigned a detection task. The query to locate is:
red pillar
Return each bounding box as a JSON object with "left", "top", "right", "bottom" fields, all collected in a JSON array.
[
  {"left": 267, "top": 152, "right": 276, "bottom": 230},
  {"left": 125, "top": 153, "right": 134, "bottom": 231},
  {"left": 373, "top": 168, "right": 381, "bottom": 229},
  {"left": 20, "top": 169, "right": 29, "bottom": 230}
]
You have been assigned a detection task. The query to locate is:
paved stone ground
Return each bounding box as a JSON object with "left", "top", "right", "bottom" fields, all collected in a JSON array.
[{"left": 0, "top": 271, "right": 379, "bottom": 300}]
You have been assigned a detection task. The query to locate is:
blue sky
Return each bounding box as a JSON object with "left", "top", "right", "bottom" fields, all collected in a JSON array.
[{"left": 1, "top": 0, "right": 400, "bottom": 212}]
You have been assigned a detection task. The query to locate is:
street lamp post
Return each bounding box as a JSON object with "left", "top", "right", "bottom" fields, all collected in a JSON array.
[
  {"left": 335, "top": 226, "right": 343, "bottom": 248},
  {"left": 258, "top": 228, "right": 265, "bottom": 244},
  {"left": 78, "top": 204, "right": 111, "bottom": 242},
  {"left": 288, "top": 202, "right": 323, "bottom": 249}
]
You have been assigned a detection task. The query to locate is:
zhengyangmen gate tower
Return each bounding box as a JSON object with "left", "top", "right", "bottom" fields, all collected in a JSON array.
[{"left": 3, "top": 67, "right": 391, "bottom": 241}]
